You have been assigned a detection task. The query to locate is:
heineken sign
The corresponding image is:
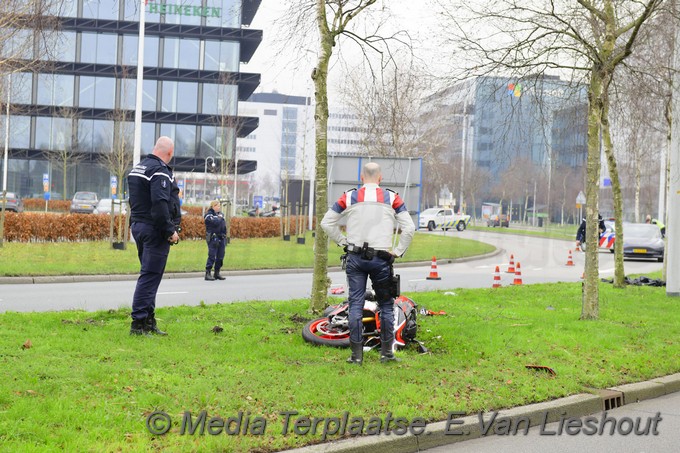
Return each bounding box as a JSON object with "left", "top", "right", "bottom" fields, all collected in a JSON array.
[{"left": 147, "top": 2, "right": 222, "bottom": 18}]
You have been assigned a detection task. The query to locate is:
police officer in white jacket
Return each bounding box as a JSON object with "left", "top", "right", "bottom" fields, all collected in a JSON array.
[{"left": 321, "top": 162, "right": 415, "bottom": 365}]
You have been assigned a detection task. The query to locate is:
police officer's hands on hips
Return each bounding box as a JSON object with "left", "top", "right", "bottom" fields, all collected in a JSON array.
[{"left": 168, "top": 231, "right": 179, "bottom": 244}]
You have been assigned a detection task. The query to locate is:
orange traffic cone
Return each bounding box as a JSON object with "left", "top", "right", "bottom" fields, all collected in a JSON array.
[
  {"left": 566, "top": 250, "right": 575, "bottom": 266},
  {"left": 575, "top": 243, "right": 582, "bottom": 252},
  {"left": 492, "top": 266, "right": 502, "bottom": 288},
  {"left": 506, "top": 254, "right": 516, "bottom": 273},
  {"left": 426, "top": 256, "right": 442, "bottom": 280},
  {"left": 512, "top": 262, "right": 523, "bottom": 285}
]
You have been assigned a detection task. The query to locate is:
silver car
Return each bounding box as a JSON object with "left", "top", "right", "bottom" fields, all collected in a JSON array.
[
  {"left": 93, "top": 198, "right": 128, "bottom": 215},
  {"left": 70, "top": 191, "right": 98, "bottom": 214},
  {"left": 2, "top": 192, "right": 24, "bottom": 212}
]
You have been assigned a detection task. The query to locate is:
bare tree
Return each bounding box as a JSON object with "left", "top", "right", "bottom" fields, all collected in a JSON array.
[
  {"left": 42, "top": 106, "right": 85, "bottom": 199},
  {"left": 1, "top": 0, "right": 65, "bottom": 246},
  {"left": 439, "top": 0, "right": 664, "bottom": 319},
  {"left": 342, "top": 59, "right": 428, "bottom": 157},
  {"left": 214, "top": 73, "right": 246, "bottom": 214},
  {"left": 99, "top": 68, "right": 134, "bottom": 207},
  {"left": 280, "top": 0, "right": 411, "bottom": 312}
]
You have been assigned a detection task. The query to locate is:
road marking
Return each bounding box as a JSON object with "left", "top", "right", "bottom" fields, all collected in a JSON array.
[
  {"left": 533, "top": 268, "right": 542, "bottom": 271},
  {"left": 475, "top": 265, "right": 495, "bottom": 269},
  {"left": 599, "top": 268, "right": 615, "bottom": 274},
  {"left": 409, "top": 279, "right": 427, "bottom": 282},
  {"left": 158, "top": 291, "right": 189, "bottom": 295}
]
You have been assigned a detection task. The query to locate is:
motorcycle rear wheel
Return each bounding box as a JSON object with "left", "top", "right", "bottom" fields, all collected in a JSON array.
[{"left": 302, "top": 318, "right": 351, "bottom": 348}]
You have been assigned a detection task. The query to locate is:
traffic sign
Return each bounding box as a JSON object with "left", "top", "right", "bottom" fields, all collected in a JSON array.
[{"left": 576, "top": 191, "right": 586, "bottom": 205}]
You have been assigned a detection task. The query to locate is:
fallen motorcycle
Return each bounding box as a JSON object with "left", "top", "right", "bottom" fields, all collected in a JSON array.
[{"left": 301, "top": 291, "right": 419, "bottom": 350}]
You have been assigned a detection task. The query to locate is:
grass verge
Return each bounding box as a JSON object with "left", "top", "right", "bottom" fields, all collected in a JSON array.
[
  {"left": 467, "top": 223, "right": 576, "bottom": 240},
  {"left": 0, "top": 232, "right": 494, "bottom": 276},
  {"left": 1, "top": 282, "right": 679, "bottom": 451}
]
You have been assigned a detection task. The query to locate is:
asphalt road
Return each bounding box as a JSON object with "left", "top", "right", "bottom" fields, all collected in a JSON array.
[
  {"left": 0, "top": 230, "right": 663, "bottom": 313},
  {"left": 423, "top": 391, "right": 680, "bottom": 453}
]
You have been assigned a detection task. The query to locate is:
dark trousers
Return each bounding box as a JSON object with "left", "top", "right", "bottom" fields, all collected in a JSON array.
[
  {"left": 205, "top": 237, "right": 226, "bottom": 271},
  {"left": 345, "top": 254, "right": 395, "bottom": 344},
  {"left": 131, "top": 222, "right": 170, "bottom": 321}
]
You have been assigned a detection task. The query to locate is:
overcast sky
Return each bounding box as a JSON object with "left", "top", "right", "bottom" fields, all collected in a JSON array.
[{"left": 241, "top": 0, "right": 446, "bottom": 99}]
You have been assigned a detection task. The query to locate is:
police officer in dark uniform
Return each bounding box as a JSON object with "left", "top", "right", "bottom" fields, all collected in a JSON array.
[
  {"left": 321, "top": 162, "right": 415, "bottom": 365},
  {"left": 127, "top": 136, "right": 181, "bottom": 335},
  {"left": 576, "top": 214, "right": 606, "bottom": 250},
  {"left": 204, "top": 200, "right": 227, "bottom": 281}
]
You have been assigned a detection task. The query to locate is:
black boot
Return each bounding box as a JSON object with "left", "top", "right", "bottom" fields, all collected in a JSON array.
[
  {"left": 347, "top": 341, "right": 363, "bottom": 365},
  {"left": 214, "top": 269, "right": 225, "bottom": 280},
  {"left": 380, "top": 337, "right": 399, "bottom": 363},
  {"left": 145, "top": 315, "right": 168, "bottom": 336},
  {"left": 130, "top": 319, "right": 148, "bottom": 336},
  {"left": 205, "top": 270, "right": 215, "bottom": 281}
]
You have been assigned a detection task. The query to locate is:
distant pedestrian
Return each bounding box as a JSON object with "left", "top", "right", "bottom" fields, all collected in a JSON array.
[
  {"left": 127, "top": 136, "right": 181, "bottom": 336},
  {"left": 651, "top": 218, "right": 666, "bottom": 238},
  {"left": 204, "top": 200, "right": 227, "bottom": 281},
  {"left": 576, "top": 214, "right": 606, "bottom": 250}
]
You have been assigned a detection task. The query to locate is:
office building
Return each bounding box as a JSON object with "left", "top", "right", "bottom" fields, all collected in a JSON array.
[{"left": 0, "top": 0, "right": 262, "bottom": 199}]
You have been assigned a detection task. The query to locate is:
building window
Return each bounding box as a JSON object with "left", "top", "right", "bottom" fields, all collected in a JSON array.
[
  {"left": 204, "top": 41, "right": 240, "bottom": 72},
  {"left": 175, "top": 124, "right": 197, "bottom": 157},
  {"left": 122, "top": 35, "right": 160, "bottom": 67},
  {"left": 11, "top": 73, "right": 33, "bottom": 104},
  {"left": 83, "top": 0, "right": 120, "bottom": 20},
  {"left": 206, "top": 0, "right": 242, "bottom": 28},
  {"left": 80, "top": 33, "right": 118, "bottom": 65},
  {"left": 202, "top": 83, "right": 238, "bottom": 116},
  {"left": 37, "top": 74, "right": 74, "bottom": 107},
  {"left": 0, "top": 116, "right": 31, "bottom": 149},
  {"left": 163, "top": 37, "right": 201, "bottom": 70},
  {"left": 79, "top": 77, "right": 115, "bottom": 110},
  {"left": 264, "top": 109, "right": 277, "bottom": 116},
  {"left": 121, "top": 79, "right": 157, "bottom": 111}
]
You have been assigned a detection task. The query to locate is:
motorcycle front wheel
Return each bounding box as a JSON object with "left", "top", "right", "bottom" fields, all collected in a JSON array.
[{"left": 302, "top": 318, "right": 351, "bottom": 348}]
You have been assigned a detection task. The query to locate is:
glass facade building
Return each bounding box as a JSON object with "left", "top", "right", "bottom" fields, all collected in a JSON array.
[{"left": 1, "top": 0, "right": 261, "bottom": 199}]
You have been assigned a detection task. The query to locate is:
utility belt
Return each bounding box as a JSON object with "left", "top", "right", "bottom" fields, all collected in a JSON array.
[
  {"left": 345, "top": 242, "right": 392, "bottom": 261},
  {"left": 342, "top": 242, "right": 400, "bottom": 298},
  {"left": 207, "top": 233, "right": 226, "bottom": 241}
]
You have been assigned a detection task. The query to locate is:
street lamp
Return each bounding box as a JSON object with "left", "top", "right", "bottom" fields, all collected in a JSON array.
[{"left": 203, "top": 156, "right": 215, "bottom": 215}]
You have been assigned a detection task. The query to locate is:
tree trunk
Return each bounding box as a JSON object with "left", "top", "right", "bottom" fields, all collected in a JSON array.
[
  {"left": 582, "top": 71, "right": 604, "bottom": 320},
  {"left": 309, "top": 0, "right": 334, "bottom": 313},
  {"left": 601, "top": 93, "right": 626, "bottom": 288}
]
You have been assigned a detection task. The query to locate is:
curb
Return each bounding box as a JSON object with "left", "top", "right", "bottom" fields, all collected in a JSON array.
[
  {"left": 0, "top": 248, "right": 502, "bottom": 285},
  {"left": 283, "top": 373, "right": 680, "bottom": 453}
]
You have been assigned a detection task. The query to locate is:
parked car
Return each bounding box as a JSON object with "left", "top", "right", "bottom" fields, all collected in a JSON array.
[
  {"left": 2, "top": 192, "right": 24, "bottom": 212},
  {"left": 418, "top": 208, "right": 470, "bottom": 231},
  {"left": 621, "top": 222, "right": 665, "bottom": 262},
  {"left": 93, "top": 198, "right": 128, "bottom": 215},
  {"left": 70, "top": 191, "right": 98, "bottom": 214},
  {"left": 487, "top": 214, "right": 510, "bottom": 228}
]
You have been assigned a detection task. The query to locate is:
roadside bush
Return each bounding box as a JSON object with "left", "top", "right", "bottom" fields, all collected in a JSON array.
[
  {"left": 2, "top": 212, "right": 314, "bottom": 242},
  {"left": 182, "top": 205, "right": 203, "bottom": 216},
  {"left": 22, "top": 198, "right": 70, "bottom": 212}
]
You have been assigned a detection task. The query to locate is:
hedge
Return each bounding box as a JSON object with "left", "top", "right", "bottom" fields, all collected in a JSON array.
[
  {"left": 22, "top": 198, "right": 71, "bottom": 212},
  {"left": 0, "top": 212, "right": 313, "bottom": 242}
]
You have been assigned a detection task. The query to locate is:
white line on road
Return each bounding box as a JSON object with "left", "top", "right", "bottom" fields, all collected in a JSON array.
[{"left": 158, "top": 291, "right": 189, "bottom": 295}]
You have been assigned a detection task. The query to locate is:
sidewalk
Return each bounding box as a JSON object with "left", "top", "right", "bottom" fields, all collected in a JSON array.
[{"left": 283, "top": 374, "right": 680, "bottom": 453}]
